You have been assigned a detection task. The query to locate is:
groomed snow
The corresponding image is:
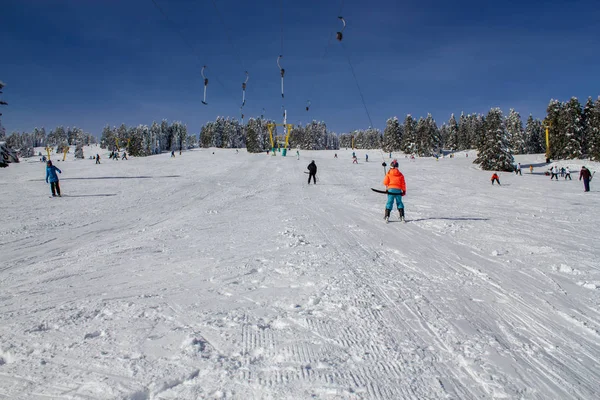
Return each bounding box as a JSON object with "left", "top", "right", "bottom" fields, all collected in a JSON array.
[{"left": 1, "top": 147, "right": 599, "bottom": 399}]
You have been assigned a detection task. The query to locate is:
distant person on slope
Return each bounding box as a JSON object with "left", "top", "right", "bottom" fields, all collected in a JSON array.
[
  {"left": 565, "top": 166, "right": 572, "bottom": 180},
  {"left": 383, "top": 159, "right": 406, "bottom": 223},
  {"left": 491, "top": 172, "right": 500, "bottom": 185},
  {"left": 515, "top": 163, "right": 522, "bottom": 175},
  {"left": 45, "top": 160, "right": 62, "bottom": 197},
  {"left": 529, "top": 165, "right": 533, "bottom": 174},
  {"left": 307, "top": 160, "right": 317, "bottom": 184},
  {"left": 96, "top": 154, "right": 101, "bottom": 164},
  {"left": 579, "top": 166, "right": 592, "bottom": 192}
]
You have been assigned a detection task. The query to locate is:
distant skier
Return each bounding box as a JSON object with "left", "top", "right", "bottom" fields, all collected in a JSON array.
[
  {"left": 560, "top": 167, "right": 565, "bottom": 178},
  {"left": 96, "top": 154, "right": 101, "bottom": 164},
  {"left": 334, "top": 153, "right": 338, "bottom": 158},
  {"left": 491, "top": 172, "right": 500, "bottom": 185},
  {"left": 565, "top": 166, "right": 572, "bottom": 180},
  {"left": 365, "top": 154, "right": 369, "bottom": 162},
  {"left": 529, "top": 165, "right": 533, "bottom": 174},
  {"left": 550, "top": 166, "right": 559, "bottom": 180},
  {"left": 579, "top": 166, "right": 592, "bottom": 192},
  {"left": 383, "top": 159, "right": 406, "bottom": 223},
  {"left": 352, "top": 156, "right": 358, "bottom": 164},
  {"left": 515, "top": 163, "right": 522, "bottom": 175},
  {"left": 307, "top": 160, "right": 317, "bottom": 184},
  {"left": 45, "top": 160, "right": 62, "bottom": 197},
  {"left": 171, "top": 150, "right": 175, "bottom": 157},
  {"left": 121, "top": 152, "right": 127, "bottom": 160},
  {"left": 296, "top": 150, "right": 300, "bottom": 160}
]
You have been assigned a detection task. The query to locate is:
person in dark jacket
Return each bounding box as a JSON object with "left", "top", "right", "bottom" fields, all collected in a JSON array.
[
  {"left": 579, "top": 166, "right": 593, "bottom": 192},
  {"left": 45, "top": 160, "right": 62, "bottom": 196},
  {"left": 307, "top": 160, "right": 317, "bottom": 184}
]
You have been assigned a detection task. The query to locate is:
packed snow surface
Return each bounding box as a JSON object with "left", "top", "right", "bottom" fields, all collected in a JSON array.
[{"left": 1, "top": 147, "right": 599, "bottom": 399}]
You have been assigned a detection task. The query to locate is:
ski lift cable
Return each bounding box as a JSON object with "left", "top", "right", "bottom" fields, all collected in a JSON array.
[
  {"left": 304, "top": 0, "right": 346, "bottom": 114},
  {"left": 150, "top": 0, "right": 238, "bottom": 108}
]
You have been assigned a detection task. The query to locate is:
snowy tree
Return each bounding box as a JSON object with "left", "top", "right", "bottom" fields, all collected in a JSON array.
[
  {"left": 506, "top": 109, "right": 525, "bottom": 154},
  {"left": 74, "top": 142, "right": 84, "bottom": 159},
  {"left": 445, "top": 114, "right": 458, "bottom": 151},
  {"left": 474, "top": 108, "right": 514, "bottom": 171},
  {"left": 588, "top": 97, "right": 600, "bottom": 161},
  {"left": 457, "top": 113, "right": 469, "bottom": 150},
  {"left": 382, "top": 117, "right": 402, "bottom": 152},
  {"left": 582, "top": 97, "right": 595, "bottom": 157},
  {"left": 523, "top": 115, "right": 544, "bottom": 154},
  {"left": 543, "top": 99, "right": 563, "bottom": 160},
  {"left": 400, "top": 115, "right": 417, "bottom": 154},
  {"left": 469, "top": 114, "right": 486, "bottom": 150},
  {"left": 559, "top": 97, "right": 583, "bottom": 159},
  {"left": 0, "top": 80, "right": 7, "bottom": 140},
  {"left": 100, "top": 125, "right": 115, "bottom": 150}
]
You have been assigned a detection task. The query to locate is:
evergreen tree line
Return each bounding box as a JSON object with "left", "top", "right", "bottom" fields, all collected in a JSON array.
[
  {"left": 100, "top": 120, "right": 193, "bottom": 157},
  {"left": 0, "top": 126, "right": 97, "bottom": 158}
]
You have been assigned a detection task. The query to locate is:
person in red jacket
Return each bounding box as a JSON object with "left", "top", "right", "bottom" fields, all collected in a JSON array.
[
  {"left": 383, "top": 159, "right": 407, "bottom": 223},
  {"left": 491, "top": 173, "right": 500, "bottom": 185}
]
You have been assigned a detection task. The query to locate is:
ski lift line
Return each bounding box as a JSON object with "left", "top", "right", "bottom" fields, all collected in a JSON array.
[
  {"left": 280, "top": 0, "right": 284, "bottom": 55},
  {"left": 210, "top": 0, "right": 246, "bottom": 71},
  {"left": 304, "top": 0, "right": 346, "bottom": 114},
  {"left": 241, "top": 71, "right": 249, "bottom": 107},
  {"left": 339, "top": 41, "right": 375, "bottom": 142},
  {"left": 149, "top": 0, "right": 240, "bottom": 109}
]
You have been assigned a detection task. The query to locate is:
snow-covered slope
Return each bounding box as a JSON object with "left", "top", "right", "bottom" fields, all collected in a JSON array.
[{"left": 1, "top": 147, "right": 599, "bottom": 399}]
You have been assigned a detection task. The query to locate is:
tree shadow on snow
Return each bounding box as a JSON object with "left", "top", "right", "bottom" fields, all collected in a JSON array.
[{"left": 410, "top": 217, "right": 489, "bottom": 222}]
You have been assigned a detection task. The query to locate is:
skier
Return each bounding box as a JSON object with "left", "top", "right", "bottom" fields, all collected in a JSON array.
[
  {"left": 565, "top": 166, "right": 572, "bottom": 180},
  {"left": 121, "top": 152, "right": 127, "bottom": 160},
  {"left": 365, "top": 154, "right": 369, "bottom": 162},
  {"left": 334, "top": 153, "right": 338, "bottom": 158},
  {"left": 491, "top": 172, "right": 500, "bottom": 185},
  {"left": 529, "top": 165, "right": 533, "bottom": 174},
  {"left": 560, "top": 167, "right": 565, "bottom": 178},
  {"left": 45, "top": 160, "right": 62, "bottom": 197},
  {"left": 383, "top": 159, "right": 406, "bottom": 223},
  {"left": 579, "top": 166, "right": 592, "bottom": 192},
  {"left": 550, "top": 165, "right": 559, "bottom": 180},
  {"left": 296, "top": 150, "right": 300, "bottom": 160},
  {"left": 171, "top": 150, "right": 175, "bottom": 157},
  {"left": 515, "top": 163, "right": 522, "bottom": 175},
  {"left": 307, "top": 160, "right": 317, "bottom": 185},
  {"left": 96, "top": 154, "right": 101, "bottom": 164},
  {"left": 352, "top": 156, "right": 358, "bottom": 164}
]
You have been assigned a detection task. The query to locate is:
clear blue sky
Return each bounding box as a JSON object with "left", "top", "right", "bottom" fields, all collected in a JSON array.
[{"left": 1, "top": 0, "right": 599, "bottom": 136}]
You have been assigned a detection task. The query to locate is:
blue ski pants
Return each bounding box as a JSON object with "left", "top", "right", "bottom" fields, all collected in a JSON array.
[{"left": 386, "top": 189, "right": 404, "bottom": 210}]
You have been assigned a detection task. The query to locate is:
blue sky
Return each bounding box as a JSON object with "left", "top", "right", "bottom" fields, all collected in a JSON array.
[{"left": 1, "top": 0, "right": 599, "bottom": 136}]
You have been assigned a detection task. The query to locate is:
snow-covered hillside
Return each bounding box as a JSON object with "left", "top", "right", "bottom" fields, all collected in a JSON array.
[{"left": 1, "top": 147, "right": 599, "bottom": 399}]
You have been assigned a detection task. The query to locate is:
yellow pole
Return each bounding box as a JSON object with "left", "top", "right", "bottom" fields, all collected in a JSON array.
[
  {"left": 45, "top": 146, "right": 52, "bottom": 160},
  {"left": 284, "top": 124, "right": 293, "bottom": 148},
  {"left": 63, "top": 146, "right": 69, "bottom": 161},
  {"left": 267, "top": 124, "right": 275, "bottom": 153},
  {"left": 545, "top": 124, "right": 551, "bottom": 159}
]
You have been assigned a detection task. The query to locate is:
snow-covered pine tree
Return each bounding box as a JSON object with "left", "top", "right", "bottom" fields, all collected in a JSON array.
[
  {"left": 445, "top": 114, "right": 458, "bottom": 151},
  {"left": 438, "top": 123, "right": 448, "bottom": 151},
  {"left": 582, "top": 97, "right": 595, "bottom": 157},
  {"left": 506, "top": 109, "right": 525, "bottom": 154},
  {"left": 543, "top": 99, "right": 563, "bottom": 160},
  {"left": 524, "top": 115, "right": 544, "bottom": 154},
  {"left": 474, "top": 108, "right": 514, "bottom": 171},
  {"left": 74, "top": 142, "right": 84, "bottom": 159},
  {"left": 382, "top": 117, "right": 402, "bottom": 152},
  {"left": 559, "top": 97, "right": 583, "bottom": 159},
  {"left": 457, "top": 113, "right": 469, "bottom": 151},
  {"left": 588, "top": 97, "right": 600, "bottom": 161},
  {"left": 400, "top": 115, "right": 417, "bottom": 154}
]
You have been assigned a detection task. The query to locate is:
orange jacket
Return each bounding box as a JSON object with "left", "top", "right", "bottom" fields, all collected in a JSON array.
[
  {"left": 383, "top": 168, "right": 406, "bottom": 193},
  {"left": 491, "top": 173, "right": 499, "bottom": 180}
]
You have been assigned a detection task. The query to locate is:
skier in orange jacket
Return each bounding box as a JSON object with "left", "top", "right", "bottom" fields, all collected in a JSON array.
[{"left": 383, "top": 159, "right": 407, "bottom": 223}]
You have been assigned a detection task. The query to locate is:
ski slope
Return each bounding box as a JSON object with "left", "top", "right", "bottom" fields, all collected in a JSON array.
[{"left": 1, "top": 147, "right": 599, "bottom": 399}]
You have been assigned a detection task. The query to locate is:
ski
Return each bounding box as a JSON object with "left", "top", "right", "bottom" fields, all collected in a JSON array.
[{"left": 371, "top": 188, "right": 389, "bottom": 194}]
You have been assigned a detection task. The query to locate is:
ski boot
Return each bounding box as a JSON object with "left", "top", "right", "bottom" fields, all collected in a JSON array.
[
  {"left": 384, "top": 209, "right": 391, "bottom": 224},
  {"left": 398, "top": 208, "right": 406, "bottom": 223}
]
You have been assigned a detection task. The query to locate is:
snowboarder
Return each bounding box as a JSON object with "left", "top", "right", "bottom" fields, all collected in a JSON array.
[
  {"left": 383, "top": 159, "right": 406, "bottom": 223},
  {"left": 307, "top": 160, "right": 317, "bottom": 184},
  {"left": 45, "top": 160, "right": 62, "bottom": 197},
  {"left": 579, "top": 166, "right": 592, "bottom": 192},
  {"left": 515, "top": 163, "right": 522, "bottom": 175},
  {"left": 491, "top": 172, "right": 500, "bottom": 185},
  {"left": 96, "top": 154, "right": 101, "bottom": 164},
  {"left": 565, "top": 167, "right": 572, "bottom": 180}
]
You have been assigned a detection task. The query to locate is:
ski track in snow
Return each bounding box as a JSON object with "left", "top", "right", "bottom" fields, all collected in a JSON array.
[{"left": 1, "top": 147, "right": 599, "bottom": 399}]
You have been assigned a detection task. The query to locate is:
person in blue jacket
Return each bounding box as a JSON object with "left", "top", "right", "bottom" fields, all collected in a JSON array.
[{"left": 45, "top": 160, "right": 62, "bottom": 197}]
